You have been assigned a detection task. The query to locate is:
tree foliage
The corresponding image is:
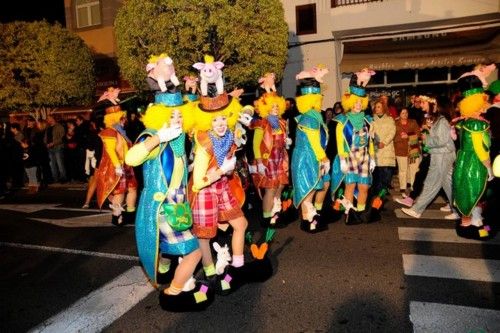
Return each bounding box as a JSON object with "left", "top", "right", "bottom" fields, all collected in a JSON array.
[
  {"left": 0, "top": 21, "right": 96, "bottom": 112},
  {"left": 114, "top": 0, "right": 288, "bottom": 92}
]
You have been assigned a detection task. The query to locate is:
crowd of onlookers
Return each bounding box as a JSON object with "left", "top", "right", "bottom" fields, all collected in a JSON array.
[{"left": 0, "top": 112, "right": 145, "bottom": 198}]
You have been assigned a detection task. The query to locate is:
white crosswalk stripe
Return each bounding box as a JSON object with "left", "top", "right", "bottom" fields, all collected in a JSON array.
[
  {"left": 403, "top": 254, "right": 500, "bottom": 282},
  {"left": 28, "top": 266, "right": 154, "bottom": 333},
  {"left": 399, "top": 227, "right": 500, "bottom": 244},
  {"left": 395, "top": 201, "right": 500, "bottom": 332},
  {"left": 410, "top": 301, "right": 500, "bottom": 333}
]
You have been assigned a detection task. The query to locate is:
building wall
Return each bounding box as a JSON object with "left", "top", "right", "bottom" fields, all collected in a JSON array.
[
  {"left": 282, "top": 0, "right": 500, "bottom": 106},
  {"left": 64, "top": 0, "right": 122, "bottom": 56}
]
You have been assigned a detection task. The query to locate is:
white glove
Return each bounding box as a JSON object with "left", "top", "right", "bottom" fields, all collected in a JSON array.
[
  {"left": 487, "top": 167, "right": 494, "bottom": 181},
  {"left": 285, "top": 137, "right": 292, "bottom": 149},
  {"left": 238, "top": 113, "right": 253, "bottom": 127},
  {"left": 321, "top": 160, "right": 330, "bottom": 175},
  {"left": 115, "top": 166, "right": 124, "bottom": 177},
  {"left": 369, "top": 159, "right": 376, "bottom": 173},
  {"left": 220, "top": 156, "right": 237, "bottom": 174},
  {"left": 340, "top": 158, "right": 348, "bottom": 173},
  {"left": 157, "top": 123, "right": 182, "bottom": 143},
  {"left": 257, "top": 162, "right": 267, "bottom": 175}
]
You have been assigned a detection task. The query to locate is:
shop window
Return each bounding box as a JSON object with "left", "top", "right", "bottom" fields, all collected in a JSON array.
[
  {"left": 450, "top": 65, "right": 474, "bottom": 80},
  {"left": 296, "top": 4, "right": 316, "bottom": 35},
  {"left": 368, "top": 71, "right": 384, "bottom": 85},
  {"left": 418, "top": 68, "right": 448, "bottom": 82},
  {"left": 75, "top": 0, "right": 101, "bottom": 28},
  {"left": 332, "top": 0, "right": 382, "bottom": 8},
  {"left": 387, "top": 70, "right": 414, "bottom": 84}
]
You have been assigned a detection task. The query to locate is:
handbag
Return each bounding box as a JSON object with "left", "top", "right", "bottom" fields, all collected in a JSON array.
[{"left": 162, "top": 202, "right": 193, "bottom": 232}]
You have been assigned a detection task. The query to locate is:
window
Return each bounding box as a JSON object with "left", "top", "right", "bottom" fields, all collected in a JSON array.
[
  {"left": 296, "top": 4, "right": 316, "bottom": 35},
  {"left": 332, "top": 0, "right": 382, "bottom": 7},
  {"left": 75, "top": 0, "right": 101, "bottom": 28}
]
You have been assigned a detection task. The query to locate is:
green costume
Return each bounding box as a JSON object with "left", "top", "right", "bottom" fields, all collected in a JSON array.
[{"left": 452, "top": 119, "right": 490, "bottom": 216}]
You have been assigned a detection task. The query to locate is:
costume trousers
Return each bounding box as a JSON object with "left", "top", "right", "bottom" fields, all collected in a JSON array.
[{"left": 412, "top": 152, "right": 455, "bottom": 215}]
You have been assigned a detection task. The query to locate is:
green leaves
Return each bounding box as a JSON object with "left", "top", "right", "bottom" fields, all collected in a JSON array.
[
  {"left": 114, "top": 0, "right": 288, "bottom": 92},
  {"left": 0, "top": 21, "right": 95, "bottom": 112}
]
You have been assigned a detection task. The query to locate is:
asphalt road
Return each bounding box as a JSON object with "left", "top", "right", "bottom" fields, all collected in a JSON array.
[{"left": 1, "top": 184, "right": 499, "bottom": 332}]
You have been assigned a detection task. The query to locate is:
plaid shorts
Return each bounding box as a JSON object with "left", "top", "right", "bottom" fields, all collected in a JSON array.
[
  {"left": 112, "top": 165, "right": 137, "bottom": 195},
  {"left": 192, "top": 176, "right": 243, "bottom": 239}
]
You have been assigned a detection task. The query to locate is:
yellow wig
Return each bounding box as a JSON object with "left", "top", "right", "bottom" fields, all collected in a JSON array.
[
  {"left": 341, "top": 93, "right": 369, "bottom": 112},
  {"left": 296, "top": 94, "right": 323, "bottom": 114},
  {"left": 141, "top": 102, "right": 196, "bottom": 133},
  {"left": 254, "top": 93, "right": 286, "bottom": 118},
  {"left": 192, "top": 97, "right": 242, "bottom": 132},
  {"left": 103, "top": 110, "right": 126, "bottom": 128},
  {"left": 458, "top": 93, "right": 489, "bottom": 118}
]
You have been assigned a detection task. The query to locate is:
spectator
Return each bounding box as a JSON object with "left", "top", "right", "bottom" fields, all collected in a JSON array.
[
  {"left": 8, "top": 123, "right": 25, "bottom": 189},
  {"left": 63, "top": 120, "right": 80, "bottom": 182},
  {"left": 408, "top": 95, "right": 424, "bottom": 127},
  {"left": 44, "top": 115, "right": 67, "bottom": 183},
  {"left": 75, "top": 115, "right": 90, "bottom": 181},
  {"left": 393, "top": 107, "right": 420, "bottom": 198},
  {"left": 371, "top": 100, "right": 396, "bottom": 195}
]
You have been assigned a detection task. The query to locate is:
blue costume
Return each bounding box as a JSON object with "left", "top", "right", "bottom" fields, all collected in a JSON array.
[
  {"left": 134, "top": 129, "right": 199, "bottom": 284},
  {"left": 291, "top": 110, "right": 329, "bottom": 207}
]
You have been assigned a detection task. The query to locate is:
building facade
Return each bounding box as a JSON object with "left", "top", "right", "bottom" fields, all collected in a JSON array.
[
  {"left": 63, "top": 0, "right": 499, "bottom": 106},
  {"left": 283, "top": 0, "right": 499, "bottom": 106}
]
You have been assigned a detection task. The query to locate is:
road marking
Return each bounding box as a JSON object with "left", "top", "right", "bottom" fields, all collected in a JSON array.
[
  {"left": 398, "top": 227, "right": 500, "bottom": 244},
  {"left": 28, "top": 266, "right": 154, "bottom": 333},
  {"left": 0, "top": 204, "right": 61, "bottom": 213},
  {"left": 394, "top": 208, "right": 456, "bottom": 220},
  {"left": 0, "top": 242, "right": 139, "bottom": 261},
  {"left": 29, "top": 214, "right": 135, "bottom": 228},
  {"left": 410, "top": 301, "right": 500, "bottom": 333},
  {"left": 402, "top": 254, "right": 500, "bottom": 282}
]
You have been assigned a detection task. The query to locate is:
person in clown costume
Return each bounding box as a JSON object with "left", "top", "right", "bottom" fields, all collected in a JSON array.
[
  {"left": 189, "top": 55, "right": 272, "bottom": 295},
  {"left": 453, "top": 71, "right": 495, "bottom": 240},
  {"left": 291, "top": 75, "right": 331, "bottom": 233},
  {"left": 94, "top": 87, "right": 138, "bottom": 226},
  {"left": 252, "top": 87, "right": 290, "bottom": 226},
  {"left": 125, "top": 88, "right": 215, "bottom": 311},
  {"left": 330, "top": 71, "right": 376, "bottom": 225}
]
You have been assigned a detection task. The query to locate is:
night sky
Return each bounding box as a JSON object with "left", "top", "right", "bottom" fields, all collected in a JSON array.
[{"left": 0, "top": 0, "right": 66, "bottom": 25}]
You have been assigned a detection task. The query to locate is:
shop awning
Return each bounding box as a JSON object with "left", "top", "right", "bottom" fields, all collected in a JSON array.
[{"left": 339, "top": 27, "right": 500, "bottom": 73}]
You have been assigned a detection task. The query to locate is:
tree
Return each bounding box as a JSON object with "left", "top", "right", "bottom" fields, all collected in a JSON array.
[
  {"left": 0, "top": 21, "right": 95, "bottom": 113},
  {"left": 114, "top": 0, "right": 288, "bottom": 92}
]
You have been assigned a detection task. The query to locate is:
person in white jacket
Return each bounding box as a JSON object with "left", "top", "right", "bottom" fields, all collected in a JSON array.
[{"left": 371, "top": 100, "right": 396, "bottom": 196}]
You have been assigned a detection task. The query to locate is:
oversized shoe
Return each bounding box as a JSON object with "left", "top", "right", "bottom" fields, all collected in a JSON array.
[
  {"left": 456, "top": 223, "right": 491, "bottom": 241},
  {"left": 216, "top": 256, "right": 273, "bottom": 295},
  {"left": 300, "top": 215, "right": 328, "bottom": 233},
  {"left": 159, "top": 281, "right": 214, "bottom": 312}
]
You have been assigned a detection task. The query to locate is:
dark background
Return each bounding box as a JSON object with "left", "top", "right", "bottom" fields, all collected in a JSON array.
[{"left": 0, "top": 0, "right": 65, "bottom": 25}]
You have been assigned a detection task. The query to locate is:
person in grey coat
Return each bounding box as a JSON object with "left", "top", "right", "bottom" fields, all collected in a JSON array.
[{"left": 401, "top": 96, "right": 456, "bottom": 219}]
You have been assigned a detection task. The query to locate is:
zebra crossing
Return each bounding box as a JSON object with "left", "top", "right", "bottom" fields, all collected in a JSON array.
[{"left": 394, "top": 195, "right": 500, "bottom": 332}]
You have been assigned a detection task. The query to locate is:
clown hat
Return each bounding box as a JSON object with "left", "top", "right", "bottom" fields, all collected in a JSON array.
[{"left": 457, "top": 74, "right": 483, "bottom": 97}]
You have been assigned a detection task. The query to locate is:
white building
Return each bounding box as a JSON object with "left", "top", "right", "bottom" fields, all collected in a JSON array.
[{"left": 281, "top": 0, "right": 500, "bottom": 107}]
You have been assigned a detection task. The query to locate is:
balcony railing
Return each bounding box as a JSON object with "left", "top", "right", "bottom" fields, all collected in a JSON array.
[{"left": 332, "top": 0, "right": 382, "bottom": 7}]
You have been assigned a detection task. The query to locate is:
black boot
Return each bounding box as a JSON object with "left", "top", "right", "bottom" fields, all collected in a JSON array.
[
  {"left": 156, "top": 256, "right": 178, "bottom": 285},
  {"left": 345, "top": 209, "right": 363, "bottom": 225},
  {"left": 159, "top": 281, "right": 214, "bottom": 312},
  {"left": 122, "top": 211, "right": 136, "bottom": 225},
  {"left": 111, "top": 214, "right": 124, "bottom": 226}
]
